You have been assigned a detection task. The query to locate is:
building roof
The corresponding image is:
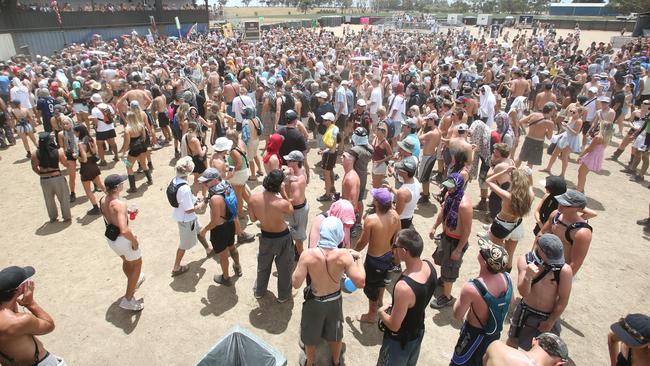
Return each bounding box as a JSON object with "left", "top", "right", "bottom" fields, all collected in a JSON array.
[{"left": 549, "top": 3, "right": 608, "bottom": 7}]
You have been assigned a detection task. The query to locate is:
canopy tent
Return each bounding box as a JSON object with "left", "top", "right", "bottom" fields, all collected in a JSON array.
[{"left": 195, "top": 325, "right": 287, "bottom": 366}]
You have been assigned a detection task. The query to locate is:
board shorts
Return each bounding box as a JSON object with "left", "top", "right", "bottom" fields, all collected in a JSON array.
[
  {"left": 229, "top": 168, "right": 250, "bottom": 186},
  {"left": 300, "top": 292, "right": 343, "bottom": 345},
  {"left": 450, "top": 322, "right": 500, "bottom": 366},
  {"left": 288, "top": 201, "right": 309, "bottom": 241},
  {"left": 209, "top": 220, "right": 236, "bottom": 253},
  {"left": 246, "top": 138, "right": 260, "bottom": 159},
  {"left": 96, "top": 129, "right": 117, "bottom": 141},
  {"left": 107, "top": 235, "right": 141, "bottom": 261},
  {"left": 363, "top": 251, "right": 393, "bottom": 301},
  {"left": 419, "top": 154, "right": 436, "bottom": 183},
  {"left": 518, "top": 136, "right": 544, "bottom": 166},
  {"left": 322, "top": 150, "right": 337, "bottom": 171},
  {"left": 508, "top": 300, "right": 561, "bottom": 351},
  {"left": 178, "top": 218, "right": 201, "bottom": 250},
  {"left": 432, "top": 233, "right": 468, "bottom": 283},
  {"left": 158, "top": 112, "right": 170, "bottom": 128},
  {"left": 489, "top": 216, "right": 524, "bottom": 241}
]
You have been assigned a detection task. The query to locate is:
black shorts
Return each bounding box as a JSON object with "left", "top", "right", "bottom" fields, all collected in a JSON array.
[
  {"left": 209, "top": 220, "right": 236, "bottom": 253},
  {"left": 158, "top": 112, "right": 170, "bottom": 128},
  {"left": 363, "top": 252, "right": 393, "bottom": 301},
  {"left": 400, "top": 217, "right": 413, "bottom": 229},
  {"left": 96, "top": 129, "right": 116, "bottom": 141},
  {"left": 581, "top": 121, "right": 592, "bottom": 135},
  {"left": 321, "top": 151, "right": 337, "bottom": 171}
]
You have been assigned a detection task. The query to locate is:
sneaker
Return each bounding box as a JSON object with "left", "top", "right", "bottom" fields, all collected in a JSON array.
[
  {"left": 630, "top": 175, "right": 644, "bottom": 182},
  {"left": 388, "top": 264, "right": 402, "bottom": 273},
  {"left": 237, "top": 232, "right": 255, "bottom": 244},
  {"left": 69, "top": 192, "right": 76, "bottom": 203},
  {"left": 636, "top": 218, "right": 650, "bottom": 226},
  {"left": 119, "top": 297, "right": 144, "bottom": 311},
  {"left": 152, "top": 143, "right": 162, "bottom": 150},
  {"left": 317, "top": 194, "right": 332, "bottom": 202},
  {"left": 87, "top": 206, "right": 101, "bottom": 215},
  {"left": 621, "top": 168, "right": 634, "bottom": 174},
  {"left": 473, "top": 199, "right": 488, "bottom": 212},
  {"left": 213, "top": 274, "right": 232, "bottom": 286},
  {"left": 277, "top": 296, "right": 290, "bottom": 303},
  {"left": 98, "top": 160, "right": 107, "bottom": 167},
  {"left": 429, "top": 295, "right": 455, "bottom": 309},
  {"left": 136, "top": 273, "right": 146, "bottom": 289},
  {"left": 417, "top": 194, "right": 430, "bottom": 205}
]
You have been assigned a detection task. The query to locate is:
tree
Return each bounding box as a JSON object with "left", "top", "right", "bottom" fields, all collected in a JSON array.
[
  {"left": 218, "top": 0, "right": 227, "bottom": 6},
  {"left": 607, "top": 0, "right": 650, "bottom": 14},
  {"left": 242, "top": 0, "right": 252, "bottom": 6}
]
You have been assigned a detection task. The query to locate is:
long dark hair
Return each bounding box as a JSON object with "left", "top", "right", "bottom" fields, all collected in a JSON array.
[{"left": 73, "top": 124, "right": 91, "bottom": 141}]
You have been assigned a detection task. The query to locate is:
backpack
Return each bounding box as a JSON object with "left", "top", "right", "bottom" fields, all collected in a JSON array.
[
  {"left": 267, "top": 91, "right": 278, "bottom": 112},
  {"left": 99, "top": 106, "right": 114, "bottom": 125},
  {"left": 166, "top": 180, "right": 187, "bottom": 208},
  {"left": 469, "top": 274, "right": 512, "bottom": 336},
  {"left": 208, "top": 184, "right": 238, "bottom": 222},
  {"left": 279, "top": 92, "right": 295, "bottom": 124}
]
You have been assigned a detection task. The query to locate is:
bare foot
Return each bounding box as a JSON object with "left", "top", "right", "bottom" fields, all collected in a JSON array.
[
  {"left": 356, "top": 313, "right": 377, "bottom": 323},
  {"left": 539, "top": 168, "right": 551, "bottom": 174}
]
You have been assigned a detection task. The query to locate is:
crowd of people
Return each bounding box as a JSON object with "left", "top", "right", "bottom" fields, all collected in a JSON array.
[
  {"left": 1, "top": 21, "right": 650, "bottom": 366},
  {"left": 14, "top": 0, "right": 202, "bottom": 12}
]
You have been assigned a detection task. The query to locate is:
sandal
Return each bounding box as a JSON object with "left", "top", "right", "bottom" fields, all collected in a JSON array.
[
  {"left": 233, "top": 264, "right": 243, "bottom": 277},
  {"left": 171, "top": 265, "right": 190, "bottom": 277}
]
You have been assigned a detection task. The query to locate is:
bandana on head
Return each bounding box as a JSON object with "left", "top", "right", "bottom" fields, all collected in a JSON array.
[
  {"left": 263, "top": 134, "right": 284, "bottom": 164},
  {"left": 442, "top": 172, "right": 465, "bottom": 230}
]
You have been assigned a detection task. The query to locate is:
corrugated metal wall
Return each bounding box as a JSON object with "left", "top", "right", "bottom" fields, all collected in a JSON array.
[
  {"left": 0, "top": 34, "right": 16, "bottom": 60},
  {"left": 11, "top": 23, "right": 208, "bottom": 57}
]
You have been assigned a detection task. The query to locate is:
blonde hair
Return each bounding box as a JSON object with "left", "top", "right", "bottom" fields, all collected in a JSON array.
[
  {"left": 125, "top": 111, "right": 144, "bottom": 134},
  {"left": 377, "top": 106, "right": 387, "bottom": 117},
  {"left": 175, "top": 156, "right": 195, "bottom": 177},
  {"left": 509, "top": 169, "right": 533, "bottom": 218},
  {"left": 176, "top": 103, "right": 190, "bottom": 125},
  {"left": 409, "top": 105, "right": 421, "bottom": 117}
]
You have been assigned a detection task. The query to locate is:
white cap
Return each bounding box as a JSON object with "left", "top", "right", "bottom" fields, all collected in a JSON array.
[
  {"left": 321, "top": 112, "right": 335, "bottom": 121},
  {"left": 588, "top": 86, "right": 598, "bottom": 94},
  {"left": 315, "top": 91, "right": 328, "bottom": 99},
  {"left": 356, "top": 99, "right": 367, "bottom": 107}
]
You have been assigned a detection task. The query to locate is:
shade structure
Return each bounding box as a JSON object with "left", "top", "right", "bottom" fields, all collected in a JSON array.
[{"left": 195, "top": 325, "right": 287, "bottom": 366}]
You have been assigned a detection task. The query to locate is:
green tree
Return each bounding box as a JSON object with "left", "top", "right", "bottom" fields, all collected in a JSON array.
[
  {"left": 607, "top": 0, "right": 650, "bottom": 13},
  {"left": 242, "top": 0, "right": 252, "bottom": 6},
  {"left": 451, "top": 0, "right": 469, "bottom": 13}
]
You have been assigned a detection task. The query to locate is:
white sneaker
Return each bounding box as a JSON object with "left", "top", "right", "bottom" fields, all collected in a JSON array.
[
  {"left": 482, "top": 224, "right": 491, "bottom": 231},
  {"left": 136, "top": 273, "right": 145, "bottom": 289},
  {"left": 119, "top": 297, "right": 144, "bottom": 311}
]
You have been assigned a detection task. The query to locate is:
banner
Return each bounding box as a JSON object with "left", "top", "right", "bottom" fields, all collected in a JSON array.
[
  {"left": 186, "top": 23, "right": 198, "bottom": 39},
  {"left": 244, "top": 21, "right": 260, "bottom": 41},
  {"left": 175, "top": 16, "right": 181, "bottom": 30},
  {"left": 360, "top": 17, "right": 369, "bottom": 25},
  {"left": 50, "top": 0, "right": 62, "bottom": 26}
]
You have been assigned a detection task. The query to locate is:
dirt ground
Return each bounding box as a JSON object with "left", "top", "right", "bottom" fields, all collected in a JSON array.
[{"left": 1, "top": 26, "right": 649, "bottom": 366}]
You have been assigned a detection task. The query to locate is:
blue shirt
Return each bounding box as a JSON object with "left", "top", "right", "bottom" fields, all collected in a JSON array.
[
  {"left": 37, "top": 97, "right": 56, "bottom": 126},
  {"left": 0, "top": 75, "right": 9, "bottom": 95}
]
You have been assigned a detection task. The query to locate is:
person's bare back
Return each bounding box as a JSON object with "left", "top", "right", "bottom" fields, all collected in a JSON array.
[
  {"left": 361, "top": 210, "right": 400, "bottom": 257},
  {"left": 342, "top": 169, "right": 360, "bottom": 203},
  {"left": 249, "top": 190, "right": 292, "bottom": 232},
  {"left": 299, "top": 248, "right": 353, "bottom": 296},
  {"left": 0, "top": 311, "right": 47, "bottom": 365},
  {"left": 521, "top": 112, "right": 554, "bottom": 140}
]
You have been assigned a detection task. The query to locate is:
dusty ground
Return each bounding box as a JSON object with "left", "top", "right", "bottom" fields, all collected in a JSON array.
[{"left": 1, "top": 27, "right": 649, "bottom": 366}]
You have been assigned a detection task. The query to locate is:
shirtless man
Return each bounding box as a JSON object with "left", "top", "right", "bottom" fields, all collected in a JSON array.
[
  {"left": 516, "top": 102, "right": 556, "bottom": 168},
  {"left": 0, "top": 266, "right": 65, "bottom": 366},
  {"left": 429, "top": 172, "right": 472, "bottom": 309},
  {"left": 507, "top": 234, "right": 573, "bottom": 351},
  {"left": 117, "top": 83, "right": 152, "bottom": 121},
  {"left": 283, "top": 151, "right": 308, "bottom": 256},
  {"left": 292, "top": 216, "right": 365, "bottom": 366},
  {"left": 248, "top": 169, "right": 295, "bottom": 302},
  {"left": 206, "top": 64, "right": 220, "bottom": 97},
  {"left": 222, "top": 74, "right": 240, "bottom": 118},
  {"left": 151, "top": 86, "right": 171, "bottom": 144},
  {"left": 539, "top": 190, "right": 592, "bottom": 275},
  {"left": 507, "top": 69, "right": 531, "bottom": 110},
  {"left": 199, "top": 168, "right": 242, "bottom": 287},
  {"left": 417, "top": 113, "right": 441, "bottom": 204},
  {"left": 444, "top": 123, "right": 474, "bottom": 179},
  {"left": 534, "top": 83, "right": 557, "bottom": 112},
  {"left": 436, "top": 101, "right": 455, "bottom": 178},
  {"left": 484, "top": 333, "right": 569, "bottom": 366},
  {"left": 341, "top": 151, "right": 360, "bottom": 205},
  {"left": 450, "top": 240, "right": 513, "bottom": 365},
  {"left": 354, "top": 187, "right": 401, "bottom": 323}
]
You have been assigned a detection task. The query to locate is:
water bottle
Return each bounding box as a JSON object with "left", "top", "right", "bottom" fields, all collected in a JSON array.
[
  {"left": 122, "top": 157, "right": 132, "bottom": 168},
  {"left": 342, "top": 276, "right": 357, "bottom": 293}
]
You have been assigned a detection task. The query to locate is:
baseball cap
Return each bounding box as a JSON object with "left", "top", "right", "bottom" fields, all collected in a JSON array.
[
  {"left": 598, "top": 96, "right": 611, "bottom": 103},
  {"left": 370, "top": 188, "right": 392, "bottom": 205},
  {"left": 610, "top": 314, "right": 650, "bottom": 347},
  {"left": 395, "top": 156, "right": 417, "bottom": 175},
  {"left": 198, "top": 167, "right": 221, "bottom": 183},
  {"left": 351, "top": 127, "right": 369, "bottom": 146},
  {"left": 90, "top": 93, "right": 103, "bottom": 103},
  {"left": 0, "top": 266, "right": 35, "bottom": 293},
  {"left": 402, "top": 118, "right": 417, "bottom": 129},
  {"left": 588, "top": 86, "right": 598, "bottom": 93},
  {"left": 537, "top": 333, "right": 569, "bottom": 361},
  {"left": 441, "top": 177, "right": 457, "bottom": 189},
  {"left": 457, "top": 123, "right": 469, "bottom": 133},
  {"left": 322, "top": 112, "right": 335, "bottom": 121},
  {"left": 397, "top": 138, "right": 415, "bottom": 154},
  {"left": 129, "top": 100, "right": 140, "bottom": 109},
  {"left": 478, "top": 238, "right": 509, "bottom": 273},
  {"left": 318, "top": 216, "right": 344, "bottom": 249},
  {"left": 544, "top": 176, "right": 567, "bottom": 196},
  {"left": 537, "top": 234, "right": 565, "bottom": 265},
  {"left": 327, "top": 199, "right": 356, "bottom": 225},
  {"left": 424, "top": 112, "right": 437, "bottom": 120},
  {"left": 104, "top": 174, "right": 127, "bottom": 189},
  {"left": 599, "top": 72, "right": 608, "bottom": 79},
  {"left": 315, "top": 91, "right": 328, "bottom": 99},
  {"left": 356, "top": 99, "right": 367, "bottom": 107},
  {"left": 554, "top": 189, "right": 587, "bottom": 209},
  {"left": 283, "top": 150, "right": 304, "bottom": 162},
  {"left": 212, "top": 137, "right": 233, "bottom": 152}
]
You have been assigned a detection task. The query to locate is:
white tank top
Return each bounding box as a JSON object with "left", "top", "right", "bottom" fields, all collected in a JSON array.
[{"left": 400, "top": 181, "right": 421, "bottom": 219}]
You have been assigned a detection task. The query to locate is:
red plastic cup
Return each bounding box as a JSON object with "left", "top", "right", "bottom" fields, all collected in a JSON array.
[{"left": 128, "top": 202, "right": 138, "bottom": 220}]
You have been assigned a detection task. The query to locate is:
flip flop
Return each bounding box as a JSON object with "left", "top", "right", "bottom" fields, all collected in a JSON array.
[{"left": 171, "top": 265, "right": 190, "bottom": 277}]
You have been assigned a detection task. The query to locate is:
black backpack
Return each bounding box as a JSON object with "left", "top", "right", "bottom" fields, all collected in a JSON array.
[{"left": 166, "top": 179, "right": 187, "bottom": 208}]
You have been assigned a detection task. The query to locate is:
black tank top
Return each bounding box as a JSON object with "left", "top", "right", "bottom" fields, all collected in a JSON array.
[
  {"left": 389, "top": 261, "right": 437, "bottom": 344},
  {"left": 488, "top": 181, "right": 511, "bottom": 219}
]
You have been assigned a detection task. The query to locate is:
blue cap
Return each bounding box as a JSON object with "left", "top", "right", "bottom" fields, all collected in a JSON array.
[{"left": 318, "top": 216, "right": 344, "bottom": 249}]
